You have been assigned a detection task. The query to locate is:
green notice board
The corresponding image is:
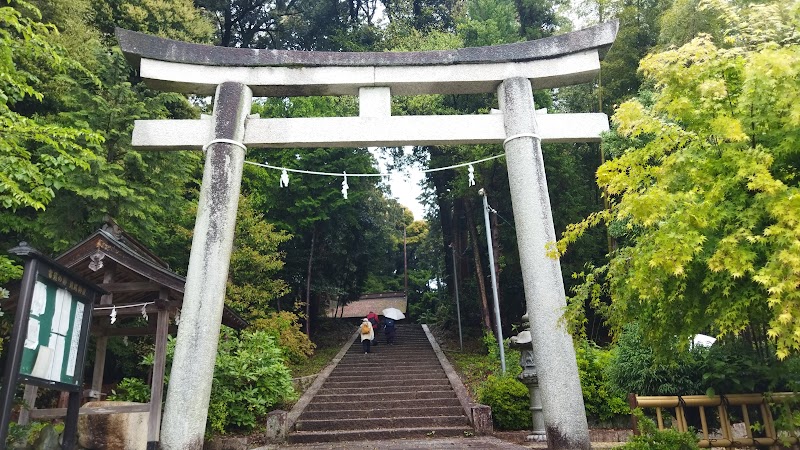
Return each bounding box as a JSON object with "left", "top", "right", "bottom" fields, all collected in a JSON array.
[{"left": 19, "top": 275, "right": 89, "bottom": 386}]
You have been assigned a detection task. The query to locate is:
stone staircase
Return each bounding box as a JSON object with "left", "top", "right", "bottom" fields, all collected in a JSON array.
[{"left": 288, "top": 324, "right": 474, "bottom": 444}]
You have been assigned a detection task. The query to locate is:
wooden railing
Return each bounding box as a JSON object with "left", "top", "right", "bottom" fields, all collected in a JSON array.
[{"left": 629, "top": 393, "right": 800, "bottom": 448}]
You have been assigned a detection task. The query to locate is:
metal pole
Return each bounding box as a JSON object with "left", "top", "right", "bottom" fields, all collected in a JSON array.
[
  {"left": 479, "top": 189, "right": 505, "bottom": 374},
  {"left": 0, "top": 256, "right": 38, "bottom": 444},
  {"left": 450, "top": 245, "right": 463, "bottom": 351},
  {"left": 403, "top": 227, "right": 408, "bottom": 303}
]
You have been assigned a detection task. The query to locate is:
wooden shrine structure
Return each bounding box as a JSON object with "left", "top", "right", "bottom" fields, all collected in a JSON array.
[{"left": 4, "top": 218, "right": 247, "bottom": 444}]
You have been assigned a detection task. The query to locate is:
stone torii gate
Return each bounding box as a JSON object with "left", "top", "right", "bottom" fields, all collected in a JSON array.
[{"left": 117, "top": 22, "right": 617, "bottom": 450}]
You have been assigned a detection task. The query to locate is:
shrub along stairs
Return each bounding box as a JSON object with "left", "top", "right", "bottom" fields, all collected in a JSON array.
[{"left": 288, "top": 323, "right": 474, "bottom": 444}]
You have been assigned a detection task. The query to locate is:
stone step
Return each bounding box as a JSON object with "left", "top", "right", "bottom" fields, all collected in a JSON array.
[
  {"left": 343, "top": 345, "right": 434, "bottom": 351},
  {"left": 299, "top": 405, "right": 465, "bottom": 421},
  {"left": 323, "top": 377, "right": 450, "bottom": 388},
  {"left": 319, "top": 384, "right": 453, "bottom": 395},
  {"left": 310, "top": 390, "right": 456, "bottom": 403},
  {"left": 304, "top": 397, "right": 463, "bottom": 412},
  {"left": 287, "top": 426, "right": 473, "bottom": 444},
  {"left": 328, "top": 369, "right": 444, "bottom": 379},
  {"left": 322, "top": 378, "right": 447, "bottom": 388},
  {"left": 343, "top": 352, "right": 433, "bottom": 357},
  {"left": 340, "top": 353, "right": 435, "bottom": 360},
  {"left": 344, "top": 344, "right": 434, "bottom": 349},
  {"left": 288, "top": 324, "right": 477, "bottom": 445},
  {"left": 295, "top": 415, "right": 469, "bottom": 432},
  {"left": 334, "top": 360, "right": 442, "bottom": 369},
  {"left": 333, "top": 360, "right": 442, "bottom": 367}
]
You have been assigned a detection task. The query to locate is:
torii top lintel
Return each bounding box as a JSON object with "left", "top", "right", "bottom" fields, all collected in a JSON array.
[{"left": 116, "top": 21, "right": 618, "bottom": 97}]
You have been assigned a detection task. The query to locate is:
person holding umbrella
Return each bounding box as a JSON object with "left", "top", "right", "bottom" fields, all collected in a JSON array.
[
  {"left": 359, "top": 318, "right": 374, "bottom": 354},
  {"left": 382, "top": 307, "right": 405, "bottom": 345}
]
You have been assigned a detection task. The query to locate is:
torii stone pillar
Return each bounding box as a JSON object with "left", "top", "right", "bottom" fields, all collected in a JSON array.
[
  {"left": 500, "top": 77, "right": 590, "bottom": 449},
  {"left": 159, "top": 82, "right": 252, "bottom": 449},
  {"left": 116, "top": 21, "right": 617, "bottom": 449}
]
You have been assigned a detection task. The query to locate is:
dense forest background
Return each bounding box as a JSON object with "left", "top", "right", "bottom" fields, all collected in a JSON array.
[{"left": 2, "top": 0, "right": 799, "bottom": 364}]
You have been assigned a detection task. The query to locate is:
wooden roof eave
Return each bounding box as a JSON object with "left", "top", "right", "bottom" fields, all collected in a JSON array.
[{"left": 56, "top": 230, "right": 186, "bottom": 293}]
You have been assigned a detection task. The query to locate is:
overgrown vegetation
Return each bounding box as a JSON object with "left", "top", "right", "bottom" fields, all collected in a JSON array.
[
  {"left": 575, "top": 340, "right": 629, "bottom": 425},
  {"left": 445, "top": 329, "right": 630, "bottom": 430},
  {"left": 478, "top": 374, "right": 532, "bottom": 429},
  {"left": 618, "top": 410, "right": 699, "bottom": 450},
  {"left": 607, "top": 323, "right": 800, "bottom": 398},
  {"left": 5, "top": 422, "right": 64, "bottom": 448},
  {"left": 111, "top": 329, "right": 296, "bottom": 435},
  {"left": 559, "top": 0, "right": 800, "bottom": 360}
]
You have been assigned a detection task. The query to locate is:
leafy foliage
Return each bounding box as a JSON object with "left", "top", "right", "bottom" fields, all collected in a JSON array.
[
  {"left": 482, "top": 331, "right": 522, "bottom": 378},
  {"left": 574, "top": 339, "right": 629, "bottom": 424},
  {"left": 475, "top": 332, "right": 530, "bottom": 429},
  {"left": 208, "top": 329, "right": 296, "bottom": 433},
  {"left": 701, "top": 335, "right": 800, "bottom": 395},
  {"left": 604, "top": 323, "right": 800, "bottom": 400},
  {"left": 252, "top": 311, "right": 316, "bottom": 364},
  {"left": 112, "top": 330, "right": 296, "bottom": 435},
  {"left": 108, "top": 376, "right": 151, "bottom": 403},
  {"left": 620, "top": 409, "right": 699, "bottom": 450},
  {"left": 606, "top": 324, "right": 707, "bottom": 396},
  {"left": 559, "top": 0, "right": 800, "bottom": 358},
  {"left": 98, "top": 0, "right": 215, "bottom": 42},
  {"left": 6, "top": 422, "right": 63, "bottom": 447},
  {"left": 226, "top": 195, "right": 292, "bottom": 321},
  {"left": 0, "top": 0, "right": 103, "bottom": 282},
  {"left": 477, "top": 374, "right": 532, "bottom": 430}
]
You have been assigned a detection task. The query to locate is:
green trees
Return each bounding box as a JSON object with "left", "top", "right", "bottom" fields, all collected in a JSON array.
[
  {"left": 561, "top": 0, "right": 800, "bottom": 358},
  {"left": 1, "top": 0, "right": 210, "bottom": 273},
  {"left": 0, "top": 1, "right": 102, "bottom": 282}
]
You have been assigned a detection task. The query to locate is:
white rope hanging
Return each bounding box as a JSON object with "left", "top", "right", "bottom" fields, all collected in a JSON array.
[
  {"left": 246, "top": 153, "right": 510, "bottom": 198},
  {"left": 246, "top": 153, "right": 505, "bottom": 178},
  {"left": 96, "top": 301, "right": 156, "bottom": 324}
]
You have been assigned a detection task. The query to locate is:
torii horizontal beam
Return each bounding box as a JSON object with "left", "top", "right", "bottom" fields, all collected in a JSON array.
[
  {"left": 116, "top": 21, "right": 618, "bottom": 96},
  {"left": 131, "top": 113, "right": 610, "bottom": 150}
]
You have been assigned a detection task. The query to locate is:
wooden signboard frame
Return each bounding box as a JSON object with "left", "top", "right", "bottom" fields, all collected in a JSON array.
[{"left": 0, "top": 243, "right": 104, "bottom": 448}]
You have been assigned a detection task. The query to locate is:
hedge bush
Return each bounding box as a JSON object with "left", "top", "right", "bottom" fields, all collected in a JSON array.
[
  {"left": 252, "top": 310, "right": 315, "bottom": 364},
  {"left": 575, "top": 339, "right": 629, "bottom": 425},
  {"left": 110, "top": 328, "right": 296, "bottom": 435},
  {"left": 477, "top": 374, "right": 532, "bottom": 430},
  {"left": 208, "top": 329, "right": 297, "bottom": 433},
  {"left": 619, "top": 409, "right": 699, "bottom": 450}
]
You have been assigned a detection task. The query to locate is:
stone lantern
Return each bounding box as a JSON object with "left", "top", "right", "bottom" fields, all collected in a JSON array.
[{"left": 509, "top": 313, "right": 546, "bottom": 442}]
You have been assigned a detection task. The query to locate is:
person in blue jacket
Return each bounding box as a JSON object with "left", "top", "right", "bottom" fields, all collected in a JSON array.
[{"left": 383, "top": 317, "right": 396, "bottom": 345}]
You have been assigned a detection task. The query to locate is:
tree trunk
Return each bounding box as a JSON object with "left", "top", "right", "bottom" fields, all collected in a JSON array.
[
  {"left": 304, "top": 227, "right": 316, "bottom": 336},
  {"left": 465, "top": 199, "right": 492, "bottom": 331},
  {"left": 221, "top": 5, "right": 233, "bottom": 47},
  {"left": 427, "top": 153, "right": 456, "bottom": 300}
]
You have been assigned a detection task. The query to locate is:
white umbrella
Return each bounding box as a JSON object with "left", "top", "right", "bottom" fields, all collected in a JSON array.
[
  {"left": 692, "top": 334, "right": 716, "bottom": 348},
  {"left": 382, "top": 307, "right": 405, "bottom": 320}
]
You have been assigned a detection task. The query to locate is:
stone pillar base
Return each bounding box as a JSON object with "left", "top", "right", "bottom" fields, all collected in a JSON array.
[
  {"left": 471, "top": 404, "right": 493, "bottom": 435},
  {"left": 527, "top": 432, "right": 547, "bottom": 442},
  {"left": 266, "top": 409, "right": 288, "bottom": 443}
]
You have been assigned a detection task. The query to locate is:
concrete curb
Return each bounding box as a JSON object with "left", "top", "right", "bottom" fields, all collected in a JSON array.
[
  {"left": 421, "top": 324, "right": 477, "bottom": 425},
  {"left": 286, "top": 331, "right": 359, "bottom": 431}
]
